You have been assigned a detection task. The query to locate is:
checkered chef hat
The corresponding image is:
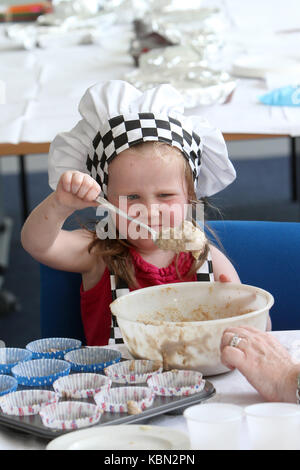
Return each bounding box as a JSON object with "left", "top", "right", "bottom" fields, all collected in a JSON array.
[{"left": 48, "top": 80, "right": 236, "bottom": 198}]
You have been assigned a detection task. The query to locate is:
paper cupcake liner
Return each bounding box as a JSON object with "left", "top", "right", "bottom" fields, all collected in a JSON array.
[
  {"left": 0, "top": 375, "right": 18, "bottom": 397},
  {"left": 94, "top": 386, "right": 155, "bottom": 414},
  {"left": 39, "top": 401, "right": 102, "bottom": 430},
  {"left": 0, "top": 390, "right": 58, "bottom": 416},
  {"left": 64, "top": 347, "right": 121, "bottom": 373},
  {"left": 104, "top": 360, "right": 163, "bottom": 384},
  {"left": 11, "top": 359, "right": 71, "bottom": 387},
  {"left": 53, "top": 373, "right": 112, "bottom": 399},
  {"left": 0, "top": 348, "right": 32, "bottom": 374},
  {"left": 147, "top": 370, "right": 205, "bottom": 396},
  {"left": 26, "top": 338, "right": 82, "bottom": 360}
]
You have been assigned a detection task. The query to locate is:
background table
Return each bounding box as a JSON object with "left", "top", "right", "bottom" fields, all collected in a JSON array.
[{"left": 1, "top": 0, "right": 300, "bottom": 221}]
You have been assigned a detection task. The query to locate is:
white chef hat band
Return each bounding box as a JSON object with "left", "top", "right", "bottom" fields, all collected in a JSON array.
[{"left": 86, "top": 111, "right": 201, "bottom": 197}]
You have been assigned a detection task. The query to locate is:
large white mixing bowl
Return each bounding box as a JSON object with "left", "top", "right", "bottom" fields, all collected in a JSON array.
[{"left": 110, "top": 282, "right": 274, "bottom": 376}]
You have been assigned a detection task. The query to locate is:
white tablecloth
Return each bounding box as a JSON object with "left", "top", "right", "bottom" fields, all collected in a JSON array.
[
  {"left": 1, "top": 0, "right": 300, "bottom": 145},
  {"left": 0, "top": 330, "right": 299, "bottom": 450}
]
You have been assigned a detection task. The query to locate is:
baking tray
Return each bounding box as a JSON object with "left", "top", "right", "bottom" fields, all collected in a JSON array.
[{"left": 0, "top": 375, "right": 215, "bottom": 441}]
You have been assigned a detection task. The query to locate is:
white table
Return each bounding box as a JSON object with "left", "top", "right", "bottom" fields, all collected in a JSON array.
[
  {"left": 1, "top": 0, "right": 300, "bottom": 142},
  {"left": 0, "top": 330, "right": 299, "bottom": 450}
]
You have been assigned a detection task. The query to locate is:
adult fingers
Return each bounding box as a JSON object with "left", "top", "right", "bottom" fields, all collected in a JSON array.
[
  {"left": 222, "top": 326, "right": 264, "bottom": 343},
  {"left": 221, "top": 345, "right": 245, "bottom": 370},
  {"left": 221, "top": 328, "right": 249, "bottom": 351}
]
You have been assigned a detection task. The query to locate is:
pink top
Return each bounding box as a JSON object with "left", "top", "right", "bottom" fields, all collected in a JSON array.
[{"left": 80, "top": 248, "right": 197, "bottom": 346}]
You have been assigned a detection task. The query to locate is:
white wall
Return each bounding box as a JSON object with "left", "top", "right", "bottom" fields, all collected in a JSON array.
[{"left": 227, "top": 137, "right": 290, "bottom": 161}]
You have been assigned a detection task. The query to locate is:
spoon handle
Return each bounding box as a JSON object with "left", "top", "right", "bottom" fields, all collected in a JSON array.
[{"left": 95, "top": 195, "right": 157, "bottom": 239}]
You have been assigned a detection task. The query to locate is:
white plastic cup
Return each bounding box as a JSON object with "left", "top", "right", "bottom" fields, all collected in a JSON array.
[
  {"left": 183, "top": 403, "right": 244, "bottom": 450},
  {"left": 245, "top": 402, "right": 300, "bottom": 450}
]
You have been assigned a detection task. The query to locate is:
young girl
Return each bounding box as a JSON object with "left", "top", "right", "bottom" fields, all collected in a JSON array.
[{"left": 21, "top": 80, "right": 240, "bottom": 346}]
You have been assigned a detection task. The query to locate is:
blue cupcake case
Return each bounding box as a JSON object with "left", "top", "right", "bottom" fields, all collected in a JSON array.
[
  {"left": 11, "top": 359, "right": 71, "bottom": 387},
  {"left": 26, "top": 338, "right": 82, "bottom": 360},
  {"left": 0, "top": 348, "right": 33, "bottom": 374},
  {"left": 64, "top": 347, "right": 122, "bottom": 373},
  {"left": 0, "top": 375, "right": 18, "bottom": 396}
]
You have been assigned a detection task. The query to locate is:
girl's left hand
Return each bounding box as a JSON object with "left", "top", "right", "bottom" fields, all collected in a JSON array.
[{"left": 219, "top": 274, "right": 231, "bottom": 282}]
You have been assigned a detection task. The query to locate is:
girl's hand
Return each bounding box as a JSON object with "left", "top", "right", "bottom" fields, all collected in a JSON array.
[
  {"left": 54, "top": 171, "right": 100, "bottom": 211},
  {"left": 219, "top": 274, "right": 231, "bottom": 282}
]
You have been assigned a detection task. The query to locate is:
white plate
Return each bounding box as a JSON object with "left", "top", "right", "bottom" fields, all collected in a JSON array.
[{"left": 46, "top": 425, "right": 190, "bottom": 450}]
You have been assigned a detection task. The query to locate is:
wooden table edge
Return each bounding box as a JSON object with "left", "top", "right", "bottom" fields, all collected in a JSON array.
[{"left": 0, "top": 135, "right": 290, "bottom": 156}]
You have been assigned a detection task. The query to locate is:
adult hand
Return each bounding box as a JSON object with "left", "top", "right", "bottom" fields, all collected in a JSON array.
[{"left": 220, "top": 326, "right": 299, "bottom": 403}]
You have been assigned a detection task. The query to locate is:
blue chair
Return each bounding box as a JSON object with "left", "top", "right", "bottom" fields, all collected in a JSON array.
[
  {"left": 40, "top": 220, "right": 300, "bottom": 340},
  {"left": 40, "top": 266, "right": 85, "bottom": 343},
  {"left": 208, "top": 220, "right": 300, "bottom": 331}
]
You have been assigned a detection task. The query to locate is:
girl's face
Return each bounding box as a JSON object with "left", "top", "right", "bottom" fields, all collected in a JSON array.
[{"left": 107, "top": 143, "right": 190, "bottom": 251}]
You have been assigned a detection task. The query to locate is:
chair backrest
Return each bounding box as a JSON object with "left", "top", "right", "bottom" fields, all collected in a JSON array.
[
  {"left": 209, "top": 220, "right": 300, "bottom": 331},
  {"left": 40, "top": 220, "right": 300, "bottom": 339},
  {"left": 40, "top": 265, "right": 86, "bottom": 343}
]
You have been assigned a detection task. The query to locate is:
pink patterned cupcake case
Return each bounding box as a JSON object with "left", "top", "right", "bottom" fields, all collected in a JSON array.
[
  {"left": 104, "top": 360, "right": 163, "bottom": 384},
  {"left": 0, "top": 390, "right": 58, "bottom": 416},
  {"left": 53, "top": 373, "right": 112, "bottom": 399},
  {"left": 94, "top": 386, "right": 155, "bottom": 414},
  {"left": 147, "top": 370, "right": 205, "bottom": 396},
  {"left": 39, "top": 401, "right": 102, "bottom": 430}
]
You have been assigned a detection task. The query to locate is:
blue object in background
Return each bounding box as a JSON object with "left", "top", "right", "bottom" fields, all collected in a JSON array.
[{"left": 259, "top": 85, "right": 300, "bottom": 106}]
